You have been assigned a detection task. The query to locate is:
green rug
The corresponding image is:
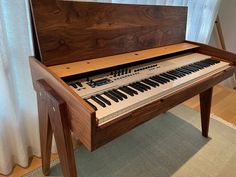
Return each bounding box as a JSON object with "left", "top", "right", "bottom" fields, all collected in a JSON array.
[{"left": 24, "top": 105, "right": 236, "bottom": 177}]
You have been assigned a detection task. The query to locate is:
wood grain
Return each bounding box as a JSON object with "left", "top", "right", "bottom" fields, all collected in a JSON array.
[
  {"left": 30, "top": 1, "right": 187, "bottom": 66},
  {"left": 29, "top": 57, "right": 96, "bottom": 151},
  {"left": 35, "top": 81, "right": 53, "bottom": 175},
  {"left": 49, "top": 42, "right": 199, "bottom": 77},
  {"left": 47, "top": 83, "right": 77, "bottom": 177},
  {"left": 35, "top": 79, "right": 77, "bottom": 177},
  {"left": 200, "top": 87, "right": 213, "bottom": 137},
  {"left": 187, "top": 40, "right": 236, "bottom": 65}
]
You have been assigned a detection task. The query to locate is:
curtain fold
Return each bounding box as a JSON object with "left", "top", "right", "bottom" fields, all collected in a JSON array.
[
  {"left": 0, "top": 0, "right": 40, "bottom": 175},
  {"left": 0, "top": 0, "right": 221, "bottom": 175}
]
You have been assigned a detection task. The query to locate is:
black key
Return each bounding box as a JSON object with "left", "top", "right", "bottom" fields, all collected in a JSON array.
[
  {"left": 141, "top": 79, "right": 156, "bottom": 87},
  {"left": 76, "top": 82, "right": 82, "bottom": 87},
  {"left": 192, "top": 63, "right": 207, "bottom": 69},
  {"left": 70, "top": 83, "right": 77, "bottom": 88},
  {"left": 97, "top": 95, "right": 111, "bottom": 106},
  {"left": 176, "top": 68, "right": 191, "bottom": 74},
  {"left": 199, "top": 60, "right": 211, "bottom": 65},
  {"left": 186, "top": 65, "right": 199, "bottom": 71},
  {"left": 181, "top": 66, "right": 195, "bottom": 72},
  {"left": 129, "top": 83, "right": 144, "bottom": 92},
  {"left": 136, "top": 82, "right": 149, "bottom": 91},
  {"left": 189, "top": 63, "right": 202, "bottom": 68},
  {"left": 149, "top": 79, "right": 160, "bottom": 86},
  {"left": 113, "top": 89, "right": 128, "bottom": 99},
  {"left": 167, "top": 71, "right": 182, "bottom": 78},
  {"left": 91, "top": 96, "right": 106, "bottom": 108},
  {"left": 158, "top": 76, "right": 170, "bottom": 82},
  {"left": 124, "top": 86, "right": 138, "bottom": 95},
  {"left": 137, "top": 82, "right": 151, "bottom": 90},
  {"left": 131, "top": 83, "right": 145, "bottom": 92},
  {"left": 203, "top": 59, "right": 218, "bottom": 65},
  {"left": 145, "top": 79, "right": 159, "bottom": 86},
  {"left": 108, "top": 90, "right": 123, "bottom": 101},
  {"left": 189, "top": 64, "right": 202, "bottom": 70},
  {"left": 150, "top": 77, "right": 164, "bottom": 84},
  {"left": 195, "top": 63, "right": 208, "bottom": 69},
  {"left": 171, "top": 70, "right": 186, "bottom": 77},
  {"left": 119, "top": 87, "right": 134, "bottom": 96},
  {"left": 160, "top": 73, "right": 176, "bottom": 80},
  {"left": 104, "top": 92, "right": 119, "bottom": 102},
  {"left": 85, "top": 99, "right": 97, "bottom": 111},
  {"left": 150, "top": 76, "right": 166, "bottom": 84}
]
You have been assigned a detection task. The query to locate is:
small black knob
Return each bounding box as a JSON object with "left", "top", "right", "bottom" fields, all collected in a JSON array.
[{"left": 121, "top": 69, "right": 124, "bottom": 75}]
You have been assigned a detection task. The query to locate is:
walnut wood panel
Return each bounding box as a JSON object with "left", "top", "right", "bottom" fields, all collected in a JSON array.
[
  {"left": 94, "top": 66, "right": 235, "bottom": 148},
  {"left": 30, "top": 1, "right": 187, "bottom": 66},
  {"left": 35, "top": 80, "right": 77, "bottom": 177},
  {"left": 49, "top": 43, "right": 199, "bottom": 77},
  {"left": 29, "top": 57, "right": 96, "bottom": 151},
  {"left": 47, "top": 83, "right": 77, "bottom": 177},
  {"left": 187, "top": 40, "right": 236, "bottom": 65},
  {"left": 36, "top": 81, "right": 53, "bottom": 175}
]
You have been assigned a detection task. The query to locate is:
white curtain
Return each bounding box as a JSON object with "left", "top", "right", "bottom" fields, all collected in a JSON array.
[
  {"left": 0, "top": 0, "right": 40, "bottom": 175},
  {"left": 0, "top": 0, "right": 221, "bottom": 175}
]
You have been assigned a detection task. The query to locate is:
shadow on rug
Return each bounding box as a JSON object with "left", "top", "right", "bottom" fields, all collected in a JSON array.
[{"left": 24, "top": 105, "right": 236, "bottom": 177}]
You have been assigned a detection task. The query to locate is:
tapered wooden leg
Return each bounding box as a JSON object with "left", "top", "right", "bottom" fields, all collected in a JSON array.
[
  {"left": 200, "top": 87, "right": 213, "bottom": 137},
  {"left": 37, "top": 92, "right": 53, "bottom": 175},
  {"left": 35, "top": 80, "right": 77, "bottom": 177},
  {"left": 48, "top": 93, "right": 77, "bottom": 177}
]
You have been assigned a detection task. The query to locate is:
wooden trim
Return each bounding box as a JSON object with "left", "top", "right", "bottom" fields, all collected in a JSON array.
[
  {"left": 187, "top": 40, "right": 236, "bottom": 65},
  {"left": 29, "top": 57, "right": 96, "bottom": 151},
  {"left": 48, "top": 43, "right": 199, "bottom": 77}
]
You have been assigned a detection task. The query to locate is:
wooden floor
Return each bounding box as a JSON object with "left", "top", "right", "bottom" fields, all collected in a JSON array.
[
  {"left": 183, "top": 85, "right": 236, "bottom": 126},
  {"left": 1, "top": 85, "right": 236, "bottom": 177}
]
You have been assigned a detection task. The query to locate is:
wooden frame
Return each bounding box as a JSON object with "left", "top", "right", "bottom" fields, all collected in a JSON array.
[
  {"left": 30, "top": 43, "right": 236, "bottom": 177},
  {"left": 29, "top": 1, "right": 236, "bottom": 177}
]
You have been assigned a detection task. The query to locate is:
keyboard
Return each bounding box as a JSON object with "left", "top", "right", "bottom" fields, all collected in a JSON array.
[{"left": 67, "top": 53, "right": 229, "bottom": 125}]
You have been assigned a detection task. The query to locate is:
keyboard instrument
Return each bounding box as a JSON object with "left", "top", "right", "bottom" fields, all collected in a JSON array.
[
  {"left": 29, "top": 1, "right": 236, "bottom": 176},
  {"left": 67, "top": 53, "right": 230, "bottom": 125}
]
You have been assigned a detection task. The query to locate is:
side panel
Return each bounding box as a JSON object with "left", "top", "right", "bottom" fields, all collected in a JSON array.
[
  {"left": 187, "top": 40, "right": 236, "bottom": 65},
  {"left": 29, "top": 57, "right": 96, "bottom": 151}
]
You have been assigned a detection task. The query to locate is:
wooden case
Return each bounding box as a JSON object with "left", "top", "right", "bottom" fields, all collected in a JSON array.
[{"left": 29, "top": 1, "right": 236, "bottom": 176}]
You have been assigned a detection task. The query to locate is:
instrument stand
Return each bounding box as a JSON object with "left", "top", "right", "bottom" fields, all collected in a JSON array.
[{"left": 35, "top": 79, "right": 77, "bottom": 177}]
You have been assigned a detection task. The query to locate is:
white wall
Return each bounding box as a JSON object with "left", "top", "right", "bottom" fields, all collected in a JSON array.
[{"left": 209, "top": 0, "right": 236, "bottom": 88}]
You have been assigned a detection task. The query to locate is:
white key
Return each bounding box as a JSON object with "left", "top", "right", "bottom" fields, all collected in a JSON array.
[{"left": 95, "top": 61, "right": 229, "bottom": 125}]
